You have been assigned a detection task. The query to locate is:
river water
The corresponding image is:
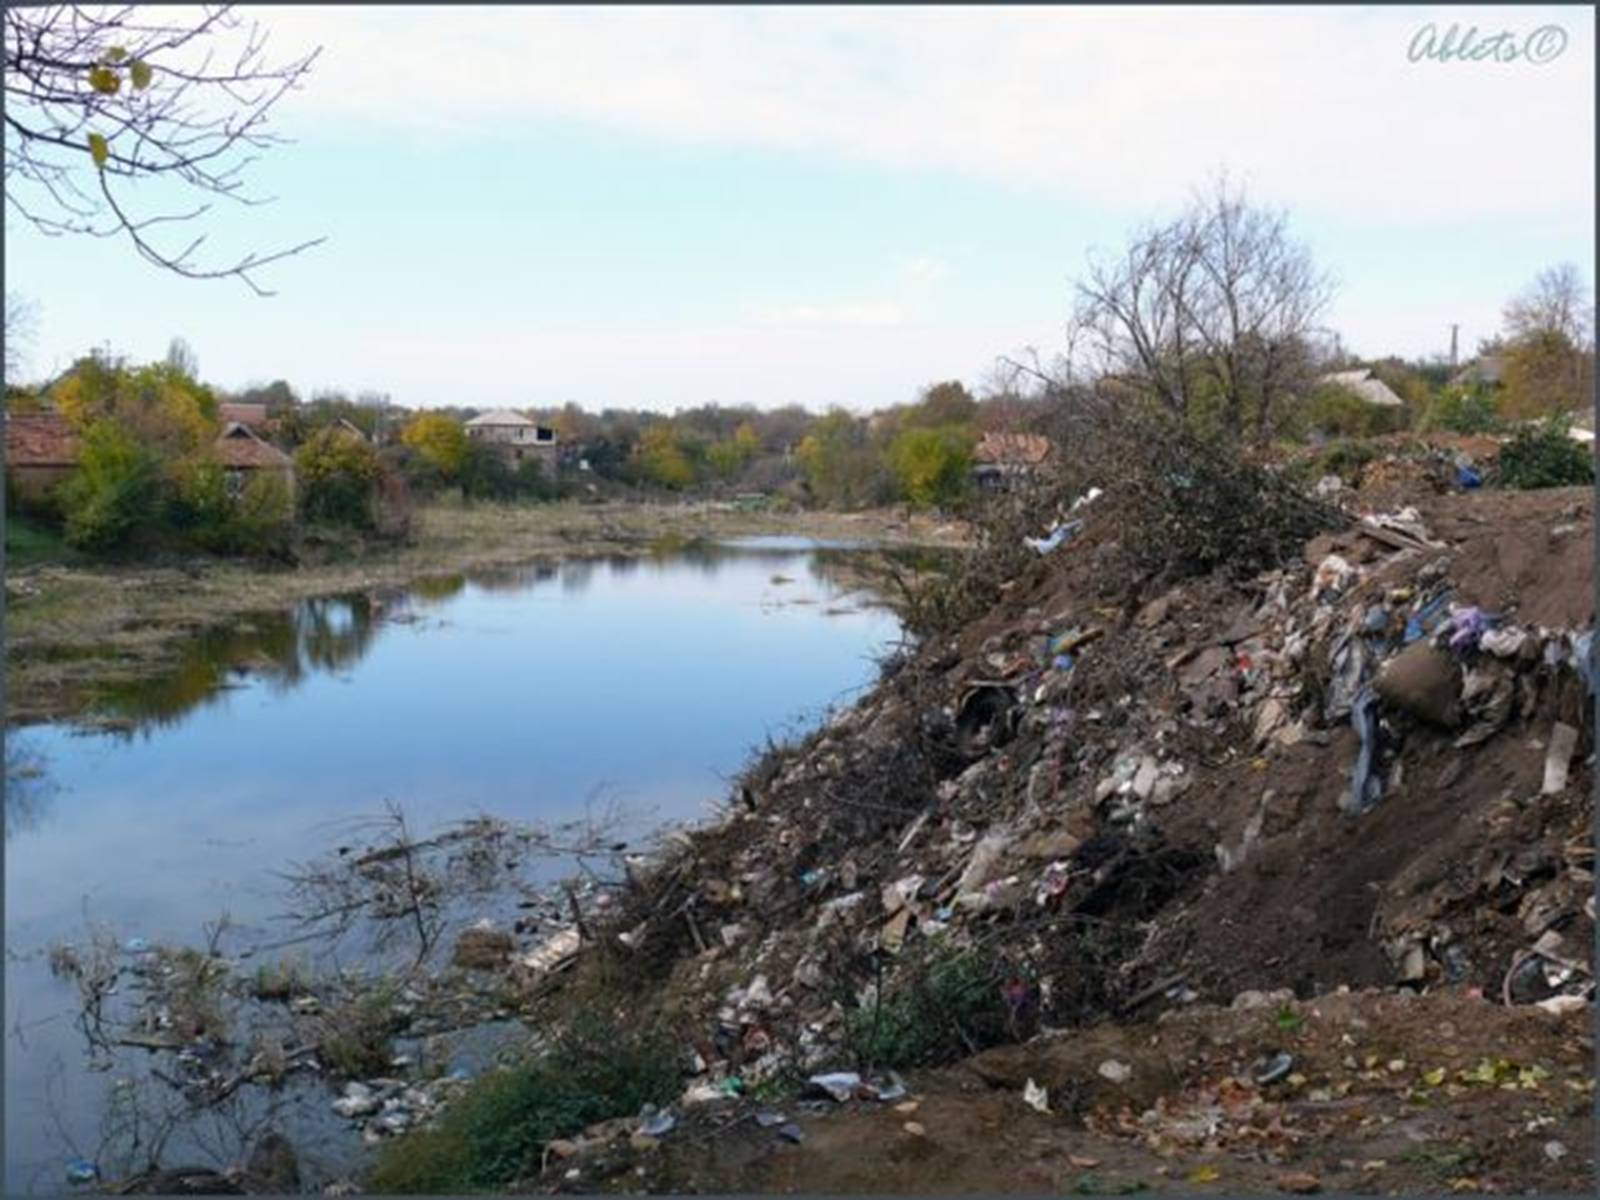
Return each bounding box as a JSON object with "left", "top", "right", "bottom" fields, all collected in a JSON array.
[{"left": 3, "top": 538, "right": 912, "bottom": 1194}]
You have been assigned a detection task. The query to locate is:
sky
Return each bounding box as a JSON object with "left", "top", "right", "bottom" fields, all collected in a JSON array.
[{"left": 4, "top": 4, "right": 1594, "bottom": 413}]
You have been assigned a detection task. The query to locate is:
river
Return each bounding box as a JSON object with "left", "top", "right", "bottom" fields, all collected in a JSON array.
[{"left": 3, "top": 537, "right": 914, "bottom": 1193}]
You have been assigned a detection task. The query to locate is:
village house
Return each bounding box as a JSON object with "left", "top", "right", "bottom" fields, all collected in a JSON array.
[
  {"left": 1317, "top": 367, "right": 1405, "bottom": 409},
  {"left": 213, "top": 422, "right": 296, "bottom": 500},
  {"left": 972, "top": 430, "right": 1055, "bottom": 492},
  {"left": 4, "top": 411, "right": 81, "bottom": 503},
  {"left": 219, "top": 401, "right": 272, "bottom": 433},
  {"left": 464, "top": 409, "right": 559, "bottom": 474}
]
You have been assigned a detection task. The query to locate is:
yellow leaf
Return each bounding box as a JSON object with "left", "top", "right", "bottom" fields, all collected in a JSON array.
[
  {"left": 1422, "top": 1068, "right": 1446, "bottom": 1087},
  {"left": 88, "top": 66, "right": 121, "bottom": 95},
  {"left": 104, "top": 46, "right": 128, "bottom": 64},
  {"left": 130, "top": 59, "right": 153, "bottom": 90},
  {"left": 1188, "top": 1166, "right": 1221, "bottom": 1183},
  {"left": 87, "top": 133, "right": 109, "bottom": 167}
]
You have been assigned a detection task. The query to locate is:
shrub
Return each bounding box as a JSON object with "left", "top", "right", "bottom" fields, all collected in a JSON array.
[
  {"left": 59, "top": 420, "right": 163, "bottom": 552},
  {"left": 458, "top": 439, "right": 516, "bottom": 501},
  {"left": 1496, "top": 417, "right": 1594, "bottom": 489},
  {"left": 368, "top": 1014, "right": 680, "bottom": 1192},
  {"left": 886, "top": 424, "right": 975, "bottom": 509},
  {"left": 295, "top": 427, "right": 383, "bottom": 528},
  {"left": 168, "top": 456, "right": 233, "bottom": 549},
  {"left": 1109, "top": 411, "right": 1341, "bottom": 581},
  {"left": 1315, "top": 438, "right": 1381, "bottom": 483},
  {"left": 232, "top": 472, "right": 295, "bottom": 555},
  {"left": 1421, "top": 388, "right": 1502, "bottom": 435},
  {"left": 317, "top": 983, "right": 406, "bottom": 1079},
  {"left": 1300, "top": 382, "right": 1406, "bottom": 439},
  {"left": 845, "top": 946, "right": 1012, "bottom": 1070}
]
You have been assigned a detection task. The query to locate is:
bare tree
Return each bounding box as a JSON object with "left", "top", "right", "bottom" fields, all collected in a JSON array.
[
  {"left": 5, "top": 290, "right": 38, "bottom": 382},
  {"left": 1069, "top": 176, "right": 1335, "bottom": 443},
  {"left": 1503, "top": 263, "right": 1593, "bottom": 347},
  {"left": 4, "top": 5, "right": 324, "bottom": 295},
  {"left": 164, "top": 335, "right": 197, "bottom": 378}
]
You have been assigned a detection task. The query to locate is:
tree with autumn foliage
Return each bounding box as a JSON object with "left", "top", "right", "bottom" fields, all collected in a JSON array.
[{"left": 400, "top": 412, "right": 469, "bottom": 481}]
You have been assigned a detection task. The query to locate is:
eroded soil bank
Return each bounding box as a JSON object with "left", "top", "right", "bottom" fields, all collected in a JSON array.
[{"left": 499, "top": 473, "right": 1593, "bottom": 1195}]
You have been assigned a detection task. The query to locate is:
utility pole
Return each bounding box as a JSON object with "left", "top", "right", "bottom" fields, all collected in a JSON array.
[{"left": 1449, "top": 324, "right": 1459, "bottom": 369}]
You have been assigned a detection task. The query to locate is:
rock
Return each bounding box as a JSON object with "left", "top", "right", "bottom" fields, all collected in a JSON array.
[
  {"left": 1374, "top": 641, "right": 1461, "bottom": 729},
  {"left": 451, "top": 927, "right": 513, "bottom": 970},
  {"left": 1276, "top": 1171, "right": 1322, "bottom": 1193},
  {"left": 1097, "top": 1059, "right": 1132, "bottom": 1083},
  {"left": 1180, "top": 646, "right": 1231, "bottom": 686},
  {"left": 1137, "top": 594, "right": 1174, "bottom": 628}
]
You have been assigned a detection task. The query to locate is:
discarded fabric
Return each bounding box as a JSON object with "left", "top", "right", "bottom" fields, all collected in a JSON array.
[{"left": 1343, "top": 686, "right": 1384, "bottom": 815}]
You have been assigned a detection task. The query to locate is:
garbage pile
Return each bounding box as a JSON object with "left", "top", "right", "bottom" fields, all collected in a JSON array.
[{"left": 542, "top": 479, "right": 1593, "bottom": 1113}]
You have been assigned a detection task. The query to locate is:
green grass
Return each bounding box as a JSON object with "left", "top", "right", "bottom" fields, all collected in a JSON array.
[
  {"left": 4, "top": 513, "right": 73, "bottom": 566},
  {"left": 369, "top": 1014, "right": 681, "bottom": 1193},
  {"left": 845, "top": 947, "right": 1011, "bottom": 1071}
]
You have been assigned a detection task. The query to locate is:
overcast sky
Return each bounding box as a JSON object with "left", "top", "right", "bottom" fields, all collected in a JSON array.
[{"left": 5, "top": 4, "right": 1594, "bottom": 411}]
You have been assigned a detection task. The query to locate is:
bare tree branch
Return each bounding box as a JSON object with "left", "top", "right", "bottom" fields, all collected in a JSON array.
[{"left": 4, "top": 4, "right": 324, "bottom": 293}]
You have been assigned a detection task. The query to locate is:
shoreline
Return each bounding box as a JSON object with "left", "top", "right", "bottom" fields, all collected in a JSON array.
[{"left": 4, "top": 500, "right": 968, "bottom": 726}]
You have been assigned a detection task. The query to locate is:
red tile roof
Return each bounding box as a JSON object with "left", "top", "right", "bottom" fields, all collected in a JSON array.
[
  {"left": 975, "top": 431, "right": 1054, "bottom": 467},
  {"left": 214, "top": 422, "right": 293, "bottom": 469},
  {"left": 220, "top": 402, "right": 269, "bottom": 428},
  {"left": 5, "top": 412, "right": 82, "bottom": 467}
]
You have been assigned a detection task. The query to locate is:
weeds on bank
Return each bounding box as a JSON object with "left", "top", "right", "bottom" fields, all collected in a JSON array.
[
  {"left": 845, "top": 945, "right": 1014, "bottom": 1071},
  {"left": 316, "top": 982, "right": 406, "bottom": 1079},
  {"left": 368, "top": 1014, "right": 681, "bottom": 1193}
]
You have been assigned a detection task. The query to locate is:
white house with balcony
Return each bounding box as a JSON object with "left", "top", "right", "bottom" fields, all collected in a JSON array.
[{"left": 464, "top": 409, "right": 559, "bottom": 472}]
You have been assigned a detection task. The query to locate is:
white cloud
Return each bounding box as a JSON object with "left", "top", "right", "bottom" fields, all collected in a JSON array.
[
  {"left": 903, "top": 256, "right": 950, "bottom": 286},
  {"left": 745, "top": 302, "right": 904, "bottom": 327},
  {"left": 259, "top": 5, "right": 1594, "bottom": 227}
]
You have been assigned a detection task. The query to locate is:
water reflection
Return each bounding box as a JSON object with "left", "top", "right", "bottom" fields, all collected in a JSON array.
[
  {"left": 87, "top": 596, "right": 381, "bottom": 735},
  {"left": 65, "top": 541, "right": 944, "bottom": 739},
  {"left": 4, "top": 736, "right": 59, "bottom": 838}
]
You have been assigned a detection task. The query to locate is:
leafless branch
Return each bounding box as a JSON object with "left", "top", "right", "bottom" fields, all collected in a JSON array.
[{"left": 4, "top": 4, "right": 324, "bottom": 292}]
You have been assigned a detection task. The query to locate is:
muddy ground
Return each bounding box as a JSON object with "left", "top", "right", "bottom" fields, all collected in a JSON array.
[{"left": 527, "top": 990, "right": 1593, "bottom": 1195}]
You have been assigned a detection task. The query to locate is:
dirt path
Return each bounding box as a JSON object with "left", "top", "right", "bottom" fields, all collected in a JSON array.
[
  {"left": 526, "top": 990, "right": 1593, "bottom": 1195},
  {"left": 3, "top": 501, "right": 967, "bottom": 725}
]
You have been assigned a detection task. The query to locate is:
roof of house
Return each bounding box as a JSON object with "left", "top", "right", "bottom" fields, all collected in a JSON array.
[
  {"left": 220, "top": 402, "right": 270, "bottom": 427},
  {"left": 214, "top": 422, "right": 294, "bottom": 468},
  {"left": 974, "top": 431, "right": 1054, "bottom": 466},
  {"left": 465, "top": 409, "right": 536, "bottom": 427},
  {"left": 1451, "top": 356, "right": 1504, "bottom": 388},
  {"left": 5, "top": 412, "right": 82, "bottom": 467},
  {"left": 1319, "top": 368, "right": 1405, "bottom": 408}
]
